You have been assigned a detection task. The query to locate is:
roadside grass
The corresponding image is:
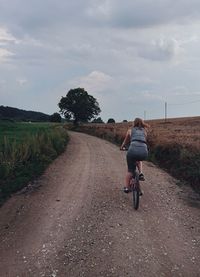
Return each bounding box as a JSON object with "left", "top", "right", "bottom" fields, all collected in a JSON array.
[
  {"left": 148, "top": 144, "right": 200, "bottom": 193},
  {"left": 0, "top": 121, "right": 69, "bottom": 204},
  {"left": 69, "top": 118, "right": 200, "bottom": 193},
  {"left": 0, "top": 120, "right": 53, "bottom": 145}
]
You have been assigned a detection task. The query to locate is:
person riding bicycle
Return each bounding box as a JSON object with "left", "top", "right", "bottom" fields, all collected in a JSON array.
[{"left": 120, "top": 117, "right": 149, "bottom": 193}]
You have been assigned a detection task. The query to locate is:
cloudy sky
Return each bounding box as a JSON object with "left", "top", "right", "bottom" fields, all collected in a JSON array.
[{"left": 0, "top": 0, "right": 200, "bottom": 121}]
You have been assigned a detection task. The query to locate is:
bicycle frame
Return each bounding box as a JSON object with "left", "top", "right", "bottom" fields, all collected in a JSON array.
[{"left": 130, "top": 170, "right": 140, "bottom": 189}]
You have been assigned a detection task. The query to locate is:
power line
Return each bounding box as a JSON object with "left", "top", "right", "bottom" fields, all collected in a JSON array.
[{"left": 168, "top": 99, "right": 200, "bottom": 106}]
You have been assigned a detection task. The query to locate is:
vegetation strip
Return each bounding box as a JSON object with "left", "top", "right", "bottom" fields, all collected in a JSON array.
[
  {"left": 0, "top": 121, "right": 69, "bottom": 204},
  {"left": 72, "top": 120, "right": 200, "bottom": 194}
]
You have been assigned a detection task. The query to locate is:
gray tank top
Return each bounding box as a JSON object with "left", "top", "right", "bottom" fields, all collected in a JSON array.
[{"left": 130, "top": 127, "right": 146, "bottom": 143}]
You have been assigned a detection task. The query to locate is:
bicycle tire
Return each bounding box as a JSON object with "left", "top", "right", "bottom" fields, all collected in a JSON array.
[{"left": 132, "top": 172, "right": 140, "bottom": 210}]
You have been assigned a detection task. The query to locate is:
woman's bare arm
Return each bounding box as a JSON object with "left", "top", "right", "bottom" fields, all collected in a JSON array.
[{"left": 120, "top": 129, "right": 131, "bottom": 149}]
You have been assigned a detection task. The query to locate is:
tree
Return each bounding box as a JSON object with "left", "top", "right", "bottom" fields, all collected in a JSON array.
[
  {"left": 58, "top": 88, "right": 101, "bottom": 124},
  {"left": 50, "top": 112, "right": 61, "bottom": 122},
  {"left": 91, "top": 117, "right": 104, "bottom": 123},
  {"left": 107, "top": 118, "right": 115, "bottom": 123}
]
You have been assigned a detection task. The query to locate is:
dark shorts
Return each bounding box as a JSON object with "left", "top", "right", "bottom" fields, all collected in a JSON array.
[{"left": 126, "top": 142, "right": 148, "bottom": 173}]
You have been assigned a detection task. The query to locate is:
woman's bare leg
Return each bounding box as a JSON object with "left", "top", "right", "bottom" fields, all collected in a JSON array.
[
  {"left": 136, "top": 161, "right": 142, "bottom": 174},
  {"left": 125, "top": 172, "right": 133, "bottom": 188}
]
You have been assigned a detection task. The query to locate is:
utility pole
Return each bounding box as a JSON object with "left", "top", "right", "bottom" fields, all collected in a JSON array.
[
  {"left": 165, "top": 102, "right": 167, "bottom": 122},
  {"left": 144, "top": 110, "right": 146, "bottom": 120}
]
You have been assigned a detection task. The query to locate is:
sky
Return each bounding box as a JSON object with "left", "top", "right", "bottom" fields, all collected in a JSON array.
[{"left": 0, "top": 0, "right": 200, "bottom": 122}]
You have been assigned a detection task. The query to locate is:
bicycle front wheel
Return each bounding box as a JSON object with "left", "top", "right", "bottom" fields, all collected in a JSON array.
[
  {"left": 132, "top": 171, "right": 140, "bottom": 210},
  {"left": 133, "top": 188, "right": 139, "bottom": 210}
]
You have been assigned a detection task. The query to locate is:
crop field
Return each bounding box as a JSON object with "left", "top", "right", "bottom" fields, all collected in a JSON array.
[
  {"left": 74, "top": 116, "right": 200, "bottom": 192},
  {"left": 0, "top": 120, "right": 54, "bottom": 146},
  {"left": 0, "top": 120, "right": 69, "bottom": 203},
  {"left": 147, "top": 117, "right": 200, "bottom": 150},
  {"left": 77, "top": 116, "right": 200, "bottom": 150}
]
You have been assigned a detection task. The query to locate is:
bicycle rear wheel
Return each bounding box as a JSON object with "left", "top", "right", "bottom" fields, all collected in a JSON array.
[{"left": 132, "top": 172, "right": 140, "bottom": 210}]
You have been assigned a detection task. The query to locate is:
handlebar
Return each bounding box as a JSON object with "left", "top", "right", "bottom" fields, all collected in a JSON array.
[{"left": 120, "top": 146, "right": 128, "bottom": 151}]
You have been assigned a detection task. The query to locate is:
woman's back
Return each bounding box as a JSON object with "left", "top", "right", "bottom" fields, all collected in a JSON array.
[{"left": 130, "top": 127, "right": 147, "bottom": 143}]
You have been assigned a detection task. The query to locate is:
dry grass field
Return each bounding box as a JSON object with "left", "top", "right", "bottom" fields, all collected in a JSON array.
[
  {"left": 80, "top": 116, "right": 200, "bottom": 150},
  {"left": 73, "top": 116, "right": 200, "bottom": 192},
  {"left": 147, "top": 116, "right": 200, "bottom": 150}
]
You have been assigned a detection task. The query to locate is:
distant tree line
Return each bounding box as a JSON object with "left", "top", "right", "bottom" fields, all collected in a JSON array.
[
  {"left": 0, "top": 105, "right": 128, "bottom": 124},
  {"left": 0, "top": 106, "right": 51, "bottom": 122},
  {"left": 0, "top": 106, "right": 63, "bottom": 123}
]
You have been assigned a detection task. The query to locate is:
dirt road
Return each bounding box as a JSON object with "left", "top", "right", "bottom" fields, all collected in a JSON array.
[{"left": 0, "top": 132, "right": 199, "bottom": 277}]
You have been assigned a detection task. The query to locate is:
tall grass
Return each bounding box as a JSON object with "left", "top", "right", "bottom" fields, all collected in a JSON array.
[
  {"left": 148, "top": 143, "right": 200, "bottom": 192},
  {"left": 0, "top": 122, "right": 69, "bottom": 203}
]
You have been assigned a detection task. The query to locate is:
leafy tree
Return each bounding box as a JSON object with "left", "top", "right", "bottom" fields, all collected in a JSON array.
[
  {"left": 123, "top": 120, "right": 128, "bottom": 122},
  {"left": 92, "top": 117, "right": 104, "bottom": 123},
  {"left": 107, "top": 118, "right": 115, "bottom": 123},
  {"left": 58, "top": 88, "right": 101, "bottom": 124},
  {"left": 50, "top": 112, "right": 61, "bottom": 122}
]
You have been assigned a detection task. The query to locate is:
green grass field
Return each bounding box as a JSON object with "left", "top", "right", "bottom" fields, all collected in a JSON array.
[
  {"left": 0, "top": 120, "right": 69, "bottom": 204},
  {"left": 0, "top": 120, "right": 57, "bottom": 146}
]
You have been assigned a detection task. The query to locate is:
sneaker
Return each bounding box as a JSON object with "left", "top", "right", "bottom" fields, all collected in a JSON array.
[
  {"left": 139, "top": 190, "right": 143, "bottom": 196},
  {"left": 123, "top": 187, "right": 130, "bottom": 193},
  {"left": 139, "top": 173, "right": 145, "bottom": 181}
]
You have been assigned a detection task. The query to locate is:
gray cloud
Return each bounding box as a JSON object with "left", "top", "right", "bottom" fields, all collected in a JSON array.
[
  {"left": 0, "top": 0, "right": 200, "bottom": 120},
  {"left": 0, "top": 1, "right": 89, "bottom": 38},
  {"left": 87, "top": 0, "right": 200, "bottom": 28},
  {"left": 137, "top": 38, "right": 183, "bottom": 61},
  {"left": 1, "top": 0, "right": 200, "bottom": 36}
]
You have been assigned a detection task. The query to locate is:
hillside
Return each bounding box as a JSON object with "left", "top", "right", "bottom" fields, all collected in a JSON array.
[{"left": 0, "top": 105, "right": 50, "bottom": 122}]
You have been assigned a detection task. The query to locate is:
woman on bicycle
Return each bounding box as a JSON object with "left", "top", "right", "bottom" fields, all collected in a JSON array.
[{"left": 120, "top": 117, "right": 149, "bottom": 193}]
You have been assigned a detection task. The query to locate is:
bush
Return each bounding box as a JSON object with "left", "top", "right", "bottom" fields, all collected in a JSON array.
[
  {"left": 91, "top": 117, "right": 104, "bottom": 123},
  {"left": 107, "top": 118, "right": 115, "bottom": 123},
  {"left": 50, "top": 113, "right": 62, "bottom": 122}
]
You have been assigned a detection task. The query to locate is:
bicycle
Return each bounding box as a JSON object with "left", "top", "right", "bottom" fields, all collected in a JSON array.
[
  {"left": 121, "top": 147, "right": 142, "bottom": 210},
  {"left": 129, "top": 169, "right": 141, "bottom": 210}
]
